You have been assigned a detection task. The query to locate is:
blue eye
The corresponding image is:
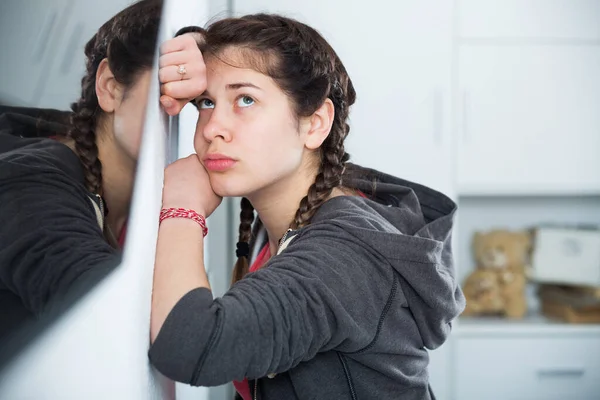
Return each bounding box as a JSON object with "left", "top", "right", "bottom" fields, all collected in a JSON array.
[
  {"left": 198, "top": 99, "right": 214, "bottom": 109},
  {"left": 237, "top": 96, "right": 255, "bottom": 108}
]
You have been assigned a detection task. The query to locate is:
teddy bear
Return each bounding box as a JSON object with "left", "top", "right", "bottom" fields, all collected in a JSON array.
[{"left": 461, "top": 229, "right": 532, "bottom": 319}]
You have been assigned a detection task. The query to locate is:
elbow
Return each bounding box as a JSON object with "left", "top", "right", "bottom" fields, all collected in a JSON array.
[{"left": 148, "top": 287, "right": 217, "bottom": 384}]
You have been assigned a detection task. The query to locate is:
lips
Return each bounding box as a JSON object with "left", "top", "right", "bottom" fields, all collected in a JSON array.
[{"left": 203, "top": 153, "right": 237, "bottom": 172}]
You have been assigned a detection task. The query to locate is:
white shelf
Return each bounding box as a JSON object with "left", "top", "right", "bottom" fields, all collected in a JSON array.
[
  {"left": 456, "top": 314, "right": 600, "bottom": 337},
  {"left": 458, "top": 184, "right": 600, "bottom": 198}
]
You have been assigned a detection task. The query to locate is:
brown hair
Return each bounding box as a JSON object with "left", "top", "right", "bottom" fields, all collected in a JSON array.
[
  {"left": 199, "top": 14, "right": 356, "bottom": 284},
  {"left": 65, "top": 0, "right": 162, "bottom": 195}
]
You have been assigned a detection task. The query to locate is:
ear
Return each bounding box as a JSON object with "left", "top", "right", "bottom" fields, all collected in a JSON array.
[
  {"left": 304, "top": 98, "right": 335, "bottom": 150},
  {"left": 95, "top": 58, "right": 123, "bottom": 113}
]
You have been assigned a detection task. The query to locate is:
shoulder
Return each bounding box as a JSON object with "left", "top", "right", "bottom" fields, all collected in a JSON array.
[
  {"left": 310, "top": 195, "right": 398, "bottom": 234},
  {"left": 278, "top": 196, "right": 391, "bottom": 259},
  {"left": 0, "top": 132, "right": 85, "bottom": 185}
]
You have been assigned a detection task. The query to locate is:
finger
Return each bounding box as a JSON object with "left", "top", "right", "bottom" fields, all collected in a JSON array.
[
  {"left": 159, "top": 50, "right": 196, "bottom": 68},
  {"left": 159, "top": 64, "right": 190, "bottom": 84},
  {"left": 169, "top": 99, "right": 187, "bottom": 116},
  {"left": 160, "top": 34, "right": 197, "bottom": 55},
  {"left": 161, "top": 78, "right": 206, "bottom": 101},
  {"left": 159, "top": 96, "right": 185, "bottom": 116}
]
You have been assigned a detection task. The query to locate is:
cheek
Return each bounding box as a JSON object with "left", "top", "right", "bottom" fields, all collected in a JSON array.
[
  {"left": 243, "top": 120, "right": 304, "bottom": 175},
  {"left": 113, "top": 103, "right": 146, "bottom": 160},
  {"left": 193, "top": 118, "right": 208, "bottom": 154}
]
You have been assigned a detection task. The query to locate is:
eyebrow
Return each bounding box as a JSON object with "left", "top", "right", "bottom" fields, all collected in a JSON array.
[
  {"left": 198, "top": 82, "right": 262, "bottom": 99},
  {"left": 225, "top": 82, "right": 262, "bottom": 91}
]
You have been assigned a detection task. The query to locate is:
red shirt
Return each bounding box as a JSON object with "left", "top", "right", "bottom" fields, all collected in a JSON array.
[{"left": 232, "top": 244, "right": 271, "bottom": 400}]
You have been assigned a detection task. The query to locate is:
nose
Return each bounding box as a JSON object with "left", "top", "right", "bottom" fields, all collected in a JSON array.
[{"left": 200, "top": 106, "right": 232, "bottom": 143}]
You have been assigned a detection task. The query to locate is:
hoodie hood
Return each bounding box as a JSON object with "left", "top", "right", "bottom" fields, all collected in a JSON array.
[
  {"left": 311, "top": 163, "right": 465, "bottom": 350},
  {"left": 0, "top": 105, "right": 85, "bottom": 188},
  {"left": 0, "top": 105, "right": 71, "bottom": 139}
]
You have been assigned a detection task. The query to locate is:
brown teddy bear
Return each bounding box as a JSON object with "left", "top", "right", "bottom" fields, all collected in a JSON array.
[{"left": 462, "top": 229, "right": 532, "bottom": 319}]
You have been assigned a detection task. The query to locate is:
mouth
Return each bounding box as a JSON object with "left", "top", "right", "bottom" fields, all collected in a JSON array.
[{"left": 203, "top": 153, "right": 237, "bottom": 172}]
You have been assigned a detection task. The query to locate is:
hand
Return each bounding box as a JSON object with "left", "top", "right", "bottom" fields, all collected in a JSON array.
[
  {"left": 162, "top": 155, "right": 222, "bottom": 218},
  {"left": 158, "top": 34, "right": 206, "bottom": 116}
]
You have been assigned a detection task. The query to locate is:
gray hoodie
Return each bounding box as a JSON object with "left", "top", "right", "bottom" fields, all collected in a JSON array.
[{"left": 149, "top": 163, "right": 465, "bottom": 400}]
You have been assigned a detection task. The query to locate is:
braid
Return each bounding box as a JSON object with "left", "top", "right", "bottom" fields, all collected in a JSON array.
[
  {"left": 291, "top": 75, "right": 353, "bottom": 229},
  {"left": 63, "top": 0, "right": 162, "bottom": 195},
  {"left": 231, "top": 197, "right": 255, "bottom": 284},
  {"left": 68, "top": 80, "right": 102, "bottom": 194}
]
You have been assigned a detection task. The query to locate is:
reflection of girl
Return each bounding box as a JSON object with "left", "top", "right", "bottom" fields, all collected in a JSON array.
[
  {"left": 0, "top": 0, "right": 205, "bottom": 338},
  {"left": 150, "top": 14, "right": 465, "bottom": 400}
]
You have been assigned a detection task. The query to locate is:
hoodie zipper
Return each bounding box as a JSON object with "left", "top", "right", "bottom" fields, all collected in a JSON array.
[
  {"left": 277, "top": 228, "right": 293, "bottom": 254},
  {"left": 95, "top": 194, "right": 105, "bottom": 218}
]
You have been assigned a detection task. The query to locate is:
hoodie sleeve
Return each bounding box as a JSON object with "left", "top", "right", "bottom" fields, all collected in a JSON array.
[
  {"left": 0, "top": 138, "right": 119, "bottom": 315},
  {"left": 148, "top": 225, "right": 397, "bottom": 386}
]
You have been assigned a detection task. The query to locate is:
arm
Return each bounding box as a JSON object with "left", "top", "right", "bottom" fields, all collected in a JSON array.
[
  {"left": 149, "top": 224, "right": 392, "bottom": 386},
  {"left": 150, "top": 217, "right": 209, "bottom": 342},
  {"left": 0, "top": 146, "right": 119, "bottom": 314}
]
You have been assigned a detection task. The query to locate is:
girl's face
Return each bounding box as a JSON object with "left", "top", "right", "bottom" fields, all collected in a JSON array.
[{"left": 193, "top": 49, "right": 316, "bottom": 199}]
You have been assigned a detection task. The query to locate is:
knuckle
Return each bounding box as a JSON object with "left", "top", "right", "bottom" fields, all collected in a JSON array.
[
  {"left": 158, "top": 68, "right": 168, "bottom": 82},
  {"left": 161, "top": 83, "right": 175, "bottom": 97}
]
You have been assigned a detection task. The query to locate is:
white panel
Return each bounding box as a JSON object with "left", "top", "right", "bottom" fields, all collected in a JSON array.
[
  {"left": 209, "top": 0, "right": 230, "bottom": 23},
  {"left": 458, "top": 45, "right": 600, "bottom": 195},
  {"left": 0, "top": 0, "right": 210, "bottom": 399},
  {"left": 37, "top": 0, "right": 137, "bottom": 109},
  {"left": 428, "top": 340, "right": 453, "bottom": 400},
  {"left": 459, "top": 0, "right": 600, "bottom": 40},
  {"left": 0, "top": 0, "right": 72, "bottom": 106},
  {"left": 456, "top": 336, "right": 600, "bottom": 400}
]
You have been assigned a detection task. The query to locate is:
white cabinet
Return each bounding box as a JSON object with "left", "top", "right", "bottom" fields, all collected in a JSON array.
[
  {"left": 235, "top": 1, "right": 455, "bottom": 197},
  {"left": 456, "top": 0, "right": 600, "bottom": 195},
  {"left": 458, "top": 0, "right": 600, "bottom": 40},
  {"left": 0, "top": 0, "right": 73, "bottom": 106},
  {"left": 455, "top": 335, "right": 600, "bottom": 400},
  {"left": 457, "top": 45, "right": 600, "bottom": 195}
]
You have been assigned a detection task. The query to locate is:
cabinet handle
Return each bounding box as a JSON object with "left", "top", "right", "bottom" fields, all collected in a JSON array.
[
  {"left": 433, "top": 87, "right": 443, "bottom": 144},
  {"left": 32, "top": 10, "right": 59, "bottom": 64},
  {"left": 536, "top": 368, "right": 585, "bottom": 379},
  {"left": 461, "top": 90, "right": 471, "bottom": 143},
  {"left": 60, "top": 23, "right": 85, "bottom": 75}
]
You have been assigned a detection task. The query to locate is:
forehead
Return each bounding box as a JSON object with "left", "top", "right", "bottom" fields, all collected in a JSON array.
[{"left": 204, "top": 47, "right": 277, "bottom": 86}]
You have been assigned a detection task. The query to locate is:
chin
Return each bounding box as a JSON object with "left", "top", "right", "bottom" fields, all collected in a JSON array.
[{"left": 208, "top": 175, "right": 249, "bottom": 198}]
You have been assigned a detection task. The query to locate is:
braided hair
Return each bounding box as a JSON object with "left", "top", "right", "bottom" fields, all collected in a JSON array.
[
  {"left": 200, "top": 14, "right": 356, "bottom": 284},
  {"left": 64, "top": 0, "right": 162, "bottom": 195}
]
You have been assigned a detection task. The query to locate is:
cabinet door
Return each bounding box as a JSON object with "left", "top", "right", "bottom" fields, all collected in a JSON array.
[
  {"left": 455, "top": 336, "right": 600, "bottom": 400},
  {"left": 457, "top": 45, "right": 600, "bottom": 195},
  {"left": 458, "top": 0, "right": 600, "bottom": 40},
  {"left": 235, "top": 1, "right": 455, "bottom": 197},
  {"left": 0, "top": 0, "right": 72, "bottom": 106},
  {"left": 36, "top": 0, "right": 136, "bottom": 110}
]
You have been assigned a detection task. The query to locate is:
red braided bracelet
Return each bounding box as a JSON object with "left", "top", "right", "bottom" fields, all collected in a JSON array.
[{"left": 159, "top": 207, "right": 208, "bottom": 237}]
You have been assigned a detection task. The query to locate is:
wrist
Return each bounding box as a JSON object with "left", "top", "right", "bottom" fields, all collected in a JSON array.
[
  {"left": 161, "top": 200, "right": 206, "bottom": 217},
  {"left": 159, "top": 207, "right": 208, "bottom": 237}
]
